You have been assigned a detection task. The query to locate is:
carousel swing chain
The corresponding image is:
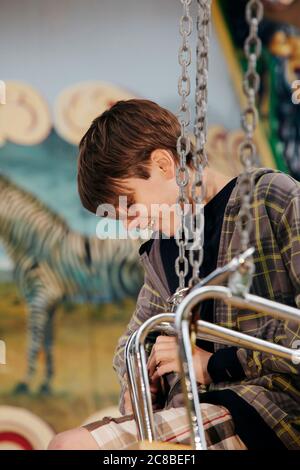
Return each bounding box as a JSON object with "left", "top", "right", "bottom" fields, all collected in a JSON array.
[
  {"left": 189, "top": 0, "right": 211, "bottom": 288},
  {"left": 174, "top": 0, "right": 211, "bottom": 308},
  {"left": 229, "top": 0, "right": 264, "bottom": 296},
  {"left": 175, "top": 0, "right": 193, "bottom": 293},
  {"left": 237, "top": 0, "right": 264, "bottom": 253}
]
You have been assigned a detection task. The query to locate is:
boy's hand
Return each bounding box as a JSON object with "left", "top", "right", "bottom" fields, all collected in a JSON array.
[
  {"left": 147, "top": 336, "right": 180, "bottom": 382},
  {"left": 147, "top": 335, "right": 213, "bottom": 386},
  {"left": 123, "top": 381, "right": 161, "bottom": 415},
  {"left": 192, "top": 346, "right": 213, "bottom": 385},
  {"left": 124, "top": 389, "right": 133, "bottom": 415}
]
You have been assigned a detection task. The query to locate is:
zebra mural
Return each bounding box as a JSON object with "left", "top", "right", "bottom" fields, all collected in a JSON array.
[{"left": 0, "top": 174, "right": 143, "bottom": 394}]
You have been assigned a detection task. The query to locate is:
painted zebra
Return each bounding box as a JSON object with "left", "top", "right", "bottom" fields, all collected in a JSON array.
[{"left": 0, "top": 174, "right": 143, "bottom": 394}]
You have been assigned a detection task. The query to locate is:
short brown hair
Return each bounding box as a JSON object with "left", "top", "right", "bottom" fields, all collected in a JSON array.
[{"left": 77, "top": 99, "right": 190, "bottom": 214}]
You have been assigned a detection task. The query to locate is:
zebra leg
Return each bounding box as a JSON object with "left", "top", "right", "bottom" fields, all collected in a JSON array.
[
  {"left": 14, "top": 293, "right": 55, "bottom": 394},
  {"left": 39, "top": 305, "right": 56, "bottom": 395}
]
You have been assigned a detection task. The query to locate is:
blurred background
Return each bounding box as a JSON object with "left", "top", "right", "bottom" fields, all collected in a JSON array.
[{"left": 0, "top": 0, "right": 299, "bottom": 449}]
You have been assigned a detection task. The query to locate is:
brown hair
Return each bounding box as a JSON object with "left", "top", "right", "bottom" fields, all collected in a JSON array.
[{"left": 77, "top": 98, "right": 191, "bottom": 214}]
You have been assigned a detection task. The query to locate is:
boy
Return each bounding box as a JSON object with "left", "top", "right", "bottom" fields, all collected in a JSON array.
[{"left": 49, "top": 99, "right": 300, "bottom": 450}]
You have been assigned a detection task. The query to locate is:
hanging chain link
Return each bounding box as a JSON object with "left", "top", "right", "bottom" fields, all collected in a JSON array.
[
  {"left": 237, "top": 0, "right": 264, "bottom": 253},
  {"left": 228, "top": 0, "right": 264, "bottom": 297},
  {"left": 172, "top": 0, "right": 263, "bottom": 305},
  {"left": 174, "top": 0, "right": 211, "bottom": 301},
  {"left": 189, "top": 0, "right": 211, "bottom": 287},
  {"left": 175, "top": 0, "right": 193, "bottom": 291}
]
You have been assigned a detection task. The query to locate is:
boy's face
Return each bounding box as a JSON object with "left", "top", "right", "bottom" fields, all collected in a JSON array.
[{"left": 117, "top": 149, "right": 182, "bottom": 237}]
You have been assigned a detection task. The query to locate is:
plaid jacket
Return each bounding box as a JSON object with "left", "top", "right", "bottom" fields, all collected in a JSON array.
[{"left": 113, "top": 168, "right": 300, "bottom": 449}]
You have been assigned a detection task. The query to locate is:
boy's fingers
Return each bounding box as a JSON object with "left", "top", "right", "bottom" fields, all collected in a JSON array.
[
  {"left": 150, "top": 357, "right": 175, "bottom": 379},
  {"left": 147, "top": 336, "right": 177, "bottom": 368},
  {"left": 147, "top": 347, "right": 177, "bottom": 377},
  {"left": 148, "top": 344, "right": 177, "bottom": 362},
  {"left": 147, "top": 343, "right": 175, "bottom": 366},
  {"left": 151, "top": 361, "right": 176, "bottom": 382}
]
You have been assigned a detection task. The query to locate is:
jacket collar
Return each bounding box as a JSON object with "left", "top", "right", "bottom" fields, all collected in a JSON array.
[{"left": 226, "top": 167, "right": 278, "bottom": 209}]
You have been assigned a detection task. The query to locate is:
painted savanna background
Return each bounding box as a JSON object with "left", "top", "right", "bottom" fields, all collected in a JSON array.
[{"left": 0, "top": 0, "right": 299, "bottom": 449}]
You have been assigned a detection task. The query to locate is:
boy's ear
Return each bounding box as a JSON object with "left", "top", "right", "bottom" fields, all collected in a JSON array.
[{"left": 150, "top": 149, "right": 176, "bottom": 179}]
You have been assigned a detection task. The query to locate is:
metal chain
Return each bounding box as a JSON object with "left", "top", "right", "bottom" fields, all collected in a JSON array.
[
  {"left": 237, "top": 0, "right": 264, "bottom": 253},
  {"left": 228, "top": 0, "right": 264, "bottom": 297},
  {"left": 174, "top": 0, "right": 211, "bottom": 297},
  {"left": 175, "top": 0, "right": 193, "bottom": 290},
  {"left": 189, "top": 0, "right": 211, "bottom": 287}
]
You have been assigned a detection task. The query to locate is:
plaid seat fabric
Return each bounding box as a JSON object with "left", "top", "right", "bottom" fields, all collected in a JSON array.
[{"left": 83, "top": 404, "right": 246, "bottom": 450}]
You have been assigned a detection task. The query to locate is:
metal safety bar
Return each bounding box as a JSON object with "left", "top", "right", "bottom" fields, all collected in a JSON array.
[
  {"left": 125, "top": 320, "right": 175, "bottom": 440},
  {"left": 126, "top": 314, "right": 175, "bottom": 442},
  {"left": 125, "top": 249, "right": 300, "bottom": 446},
  {"left": 175, "top": 285, "right": 300, "bottom": 449},
  {"left": 125, "top": 248, "right": 254, "bottom": 441},
  {"left": 126, "top": 284, "right": 300, "bottom": 446}
]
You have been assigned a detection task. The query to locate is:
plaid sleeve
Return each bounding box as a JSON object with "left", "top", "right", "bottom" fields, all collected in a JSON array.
[
  {"left": 112, "top": 272, "right": 166, "bottom": 415},
  {"left": 237, "top": 190, "right": 300, "bottom": 379}
]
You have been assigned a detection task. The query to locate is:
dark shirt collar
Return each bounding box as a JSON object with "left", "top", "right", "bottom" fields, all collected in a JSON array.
[{"left": 139, "top": 177, "right": 238, "bottom": 255}]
